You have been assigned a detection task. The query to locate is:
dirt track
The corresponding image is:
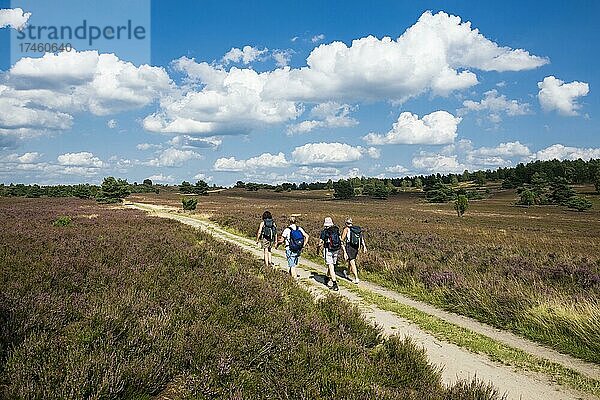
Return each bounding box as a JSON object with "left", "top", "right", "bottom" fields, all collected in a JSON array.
[{"left": 125, "top": 202, "right": 599, "bottom": 400}]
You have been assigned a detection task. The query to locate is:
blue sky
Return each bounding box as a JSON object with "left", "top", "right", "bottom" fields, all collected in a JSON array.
[{"left": 0, "top": 0, "right": 598, "bottom": 185}]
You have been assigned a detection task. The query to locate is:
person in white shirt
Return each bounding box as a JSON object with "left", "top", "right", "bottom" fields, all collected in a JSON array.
[{"left": 277, "top": 216, "right": 309, "bottom": 278}]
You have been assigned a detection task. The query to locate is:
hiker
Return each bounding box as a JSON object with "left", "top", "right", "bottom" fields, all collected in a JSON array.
[
  {"left": 277, "top": 216, "right": 309, "bottom": 278},
  {"left": 256, "top": 210, "right": 277, "bottom": 268},
  {"left": 341, "top": 218, "right": 367, "bottom": 284},
  {"left": 318, "top": 217, "right": 341, "bottom": 291}
]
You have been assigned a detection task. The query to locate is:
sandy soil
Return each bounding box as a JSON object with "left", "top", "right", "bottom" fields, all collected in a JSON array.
[{"left": 125, "top": 201, "right": 598, "bottom": 400}]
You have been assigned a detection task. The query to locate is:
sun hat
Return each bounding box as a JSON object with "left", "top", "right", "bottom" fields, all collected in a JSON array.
[
  {"left": 345, "top": 218, "right": 353, "bottom": 225},
  {"left": 323, "top": 217, "right": 334, "bottom": 227}
]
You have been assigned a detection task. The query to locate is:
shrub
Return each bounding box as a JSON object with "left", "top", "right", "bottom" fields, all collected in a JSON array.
[
  {"left": 454, "top": 195, "right": 469, "bottom": 217},
  {"left": 182, "top": 198, "right": 198, "bottom": 210},
  {"left": 517, "top": 188, "right": 535, "bottom": 206},
  {"left": 52, "top": 216, "right": 72, "bottom": 227},
  {"left": 567, "top": 196, "right": 592, "bottom": 212},
  {"left": 425, "top": 182, "right": 455, "bottom": 203},
  {"left": 549, "top": 177, "right": 576, "bottom": 205}
]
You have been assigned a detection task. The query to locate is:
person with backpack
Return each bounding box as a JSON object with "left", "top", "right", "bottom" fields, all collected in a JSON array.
[
  {"left": 318, "top": 217, "right": 340, "bottom": 291},
  {"left": 256, "top": 210, "right": 277, "bottom": 269},
  {"left": 341, "top": 218, "right": 367, "bottom": 284},
  {"left": 277, "top": 216, "right": 309, "bottom": 278}
]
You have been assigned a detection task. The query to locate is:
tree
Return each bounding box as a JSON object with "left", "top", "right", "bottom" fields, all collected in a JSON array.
[
  {"left": 333, "top": 179, "right": 355, "bottom": 199},
  {"left": 234, "top": 181, "right": 246, "bottom": 188},
  {"left": 143, "top": 179, "right": 153, "bottom": 186},
  {"left": 182, "top": 198, "right": 198, "bottom": 211},
  {"left": 567, "top": 196, "right": 592, "bottom": 212},
  {"left": 517, "top": 188, "right": 535, "bottom": 206},
  {"left": 73, "top": 184, "right": 92, "bottom": 199},
  {"left": 96, "top": 177, "right": 130, "bottom": 203},
  {"left": 179, "top": 181, "right": 193, "bottom": 194},
  {"left": 363, "top": 181, "right": 390, "bottom": 199},
  {"left": 326, "top": 179, "right": 333, "bottom": 190},
  {"left": 454, "top": 195, "right": 469, "bottom": 216},
  {"left": 450, "top": 175, "right": 459, "bottom": 186},
  {"left": 549, "top": 177, "right": 576, "bottom": 205},
  {"left": 594, "top": 171, "right": 600, "bottom": 193},
  {"left": 194, "top": 180, "right": 209, "bottom": 195},
  {"left": 473, "top": 171, "right": 486, "bottom": 185},
  {"left": 424, "top": 182, "right": 455, "bottom": 203},
  {"left": 414, "top": 177, "right": 423, "bottom": 189}
]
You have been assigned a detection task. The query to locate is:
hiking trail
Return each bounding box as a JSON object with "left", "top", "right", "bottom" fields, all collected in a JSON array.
[{"left": 124, "top": 201, "right": 600, "bottom": 400}]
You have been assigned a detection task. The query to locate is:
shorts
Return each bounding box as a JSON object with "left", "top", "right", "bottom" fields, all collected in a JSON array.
[
  {"left": 286, "top": 248, "right": 300, "bottom": 268},
  {"left": 323, "top": 248, "right": 339, "bottom": 265},
  {"left": 260, "top": 238, "right": 273, "bottom": 250},
  {"left": 345, "top": 244, "right": 359, "bottom": 261}
]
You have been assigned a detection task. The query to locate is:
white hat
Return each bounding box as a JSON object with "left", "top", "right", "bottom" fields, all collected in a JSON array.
[
  {"left": 345, "top": 218, "right": 353, "bottom": 225},
  {"left": 323, "top": 217, "right": 334, "bottom": 227}
]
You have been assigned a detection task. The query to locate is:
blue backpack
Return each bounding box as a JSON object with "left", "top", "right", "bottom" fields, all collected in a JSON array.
[{"left": 289, "top": 226, "right": 305, "bottom": 252}]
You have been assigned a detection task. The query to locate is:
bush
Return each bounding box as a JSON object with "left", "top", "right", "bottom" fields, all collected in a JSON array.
[
  {"left": 52, "top": 216, "right": 72, "bottom": 227},
  {"left": 517, "top": 188, "right": 535, "bottom": 206},
  {"left": 425, "top": 183, "right": 455, "bottom": 203},
  {"left": 454, "top": 195, "right": 469, "bottom": 217},
  {"left": 182, "top": 197, "right": 198, "bottom": 210},
  {"left": 567, "top": 196, "right": 592, "bottom": 212}
]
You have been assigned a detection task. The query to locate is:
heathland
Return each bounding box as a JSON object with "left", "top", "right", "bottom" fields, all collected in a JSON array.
[
  {"left": 130, "top": 183, "right": 600, "bottom": 366},
  {"left": 0, "top": 197, "right": 501, "bottom": 399}
]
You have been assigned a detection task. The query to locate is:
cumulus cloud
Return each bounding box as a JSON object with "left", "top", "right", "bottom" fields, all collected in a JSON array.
[
  {"left": 168, "top": 135, "right": 222, "bottom": 149},
  {"left": 292, "top": 142, "right": 376, "bottom": 165},
  {"left": 213, "top": 152, "right": 289, "bottom": 171},
  {"left": 412, "top": 153, "right": 466, "bottom": 174},
  {"left": 193, "top": 172, "right": 212, "bottom": 181},
  {"left": 538, "top": 76, "right": 589, "bottom": 116},
  {"left": 147, "top": 148, "right": 202, "bottom": 167},
  {"left": 0, "top": 8, "right": 31, "bottom": 30},
  {"left": 459, "top": 89, "right": 530, "bottom": 122},
  {"left": 149, "top": 11, "right": 546, "bottom": 136},
  {"left": 222, "top": 46, "right": 268, "bottom": 64},
  {"left": 534, "top": 144, "right": 600, "bottom": 161},
  {"left": 57, "top": 152, "right": 104, "bottom": 168},
  {"left": 385, "top": 165, "right": 410, "bottom": 174},
  {"left": 364, "top": 111, "right": 461, "bottom": 145},
  {"left": 469, "top": 141, "right": 531, "bottom": 157},
  {"left": 107, "top": 119, "right": 117, "bottom": 129},
  {"left": 287, "top": 102, "right": 358, "bottom": 134},
  {"left": 272, "top": 50, "right": 293, "bottom": 67},
  {"left": 147, "top": 174, "right": 175, "bottom": 183}
]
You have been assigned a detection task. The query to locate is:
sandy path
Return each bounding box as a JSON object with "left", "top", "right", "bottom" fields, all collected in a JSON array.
[{"left": 125, "top": 202, "right": 597, "bottom": 400}]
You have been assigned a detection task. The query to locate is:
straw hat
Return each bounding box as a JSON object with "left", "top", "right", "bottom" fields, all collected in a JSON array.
[{"left": 323, "top": 217, "right": 334, "bottom": 227}]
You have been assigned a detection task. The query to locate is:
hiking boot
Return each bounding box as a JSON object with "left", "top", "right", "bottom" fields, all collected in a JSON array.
[
  {"left": 353, "top": 278, "right": 360, "bottom": 285},
  {"left": 326, "top": 277, "right": 333, "bottom": 287},
  {"left": 342, "top": 269, "right": 349, "bottom": 280},
  {"left": 332, "top": 282, "right": 339, "bottom": 291}
]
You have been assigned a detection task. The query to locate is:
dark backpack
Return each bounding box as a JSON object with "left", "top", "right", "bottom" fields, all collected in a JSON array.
[
  {"left": 349, "top": 226, "right": 362, "bottom": 248},
  {"left": 289, "top": 226, "right": 305, "bottom": 252},
  {"left": 262, "top": 218, "right": 277, "bottom": 241},
  {"left": 325, "top": 226, "right": 341, "bottom": 251}
]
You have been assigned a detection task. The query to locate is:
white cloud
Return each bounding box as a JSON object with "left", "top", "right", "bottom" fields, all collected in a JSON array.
[
  {"left": 470, "top": 141, "right": 531, "bottom": 157},
  {"left": 214, "top": 152, "right": 289, "bottom": 171},
  {"left": 147, "top": 174, "right": 175, "bottom": 183},
  {"left": 287, "top": 102, "right": 358, "bottom": 134},
  {"left": 538, "top": 76, "right": 589, "bottom": 116},
  {"left": 107, "top": 119, "right": 117, "bottom": 129},
  {"left": 193, "top": 172, "right": 212, "bottom": 181},
  {"left": 222, "top": 46, "right": 268, "bottom": 64},
  {"left": 151, "top": 11, "right": 545, "bottom": 136},
  {"left": 0, "top": 8, "right": 31, "bottom": 30},
  {"left": 272, "top": 50, "right": 293, "bottom": 67},
  {"left": 168, "top": 135, "right": 221, "bottom": 149},
  {"left": 412, "top": 153, "right": 466, "bottom": 174},
  {"left": 534, "top": 144, "right": 600, "bottom": 161},
  {"left": 18, "top": 152, "right": 40, "bottom": 163},
  {"left": 292, "top": 142, "right": 373, "bottom": 165},
  {"left": 57, "top": 152, "right": 104, "bottom": 168},
  {"left": 364, "top": 111, "right": 461, "bottom": 145},
  {"left": 136, "top": 143, "right": 162, "bottom": 151},
  {"left": 147, "top": 148, "right": 202, "bottom": 167},
  {"left": 385, "top": 165, "right": 409, "bottom": 174},
  {"left": 459, "top": 89, "right": 530, "bottom": 122},
  {"left": 311, "top": 34, "right": 326, "bottom": 43}
]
